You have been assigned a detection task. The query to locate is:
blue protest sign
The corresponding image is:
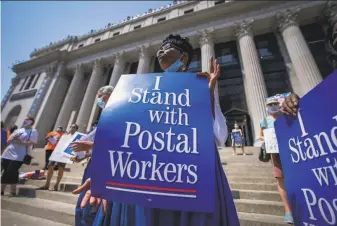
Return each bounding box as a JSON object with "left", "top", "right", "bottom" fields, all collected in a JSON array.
[
  {"left": 91, "top": 72, "right": 216, "bottom": 212},
  {"left": 275, "top": 71, "right": 337, "bottom": 226},
  {"left": 232, "top": 131, "right": 242, "bottom": 145}
]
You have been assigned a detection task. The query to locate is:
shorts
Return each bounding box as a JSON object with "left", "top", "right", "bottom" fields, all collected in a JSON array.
[
  {"left": 271, "top": 153, "right": 283, "bottom": 178},
  {"left": 48, "top": 161, "right": 66, "bottom": 168},
  {"left": 1, "top": 159, "right": 23, "bottom": 184}
]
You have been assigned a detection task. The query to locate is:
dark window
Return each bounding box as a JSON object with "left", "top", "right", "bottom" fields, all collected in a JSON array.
[
  {"left": 215, "top": 41, "right": 253, "bottom": 145},
  {"left": 94, "top": 38, "right": 101, "bottom": 43},
  {"left": 24, "top": 75, "right": 35, "bottom": 90},
  {"left": 19, "top": 77, "right": 28, "bottom": 91},
  {"left": 184, "top": 9, "right": 194, "bottom": 14},
  {"left": 134, "top": 25, "right": 141, "bottom": 30},
  {"left": 157, "top": 17, "right": 166, "bottom": 23},
  {"left": 31, "top": 73, "right": 41, "bottom": 88},
  {"left": 301, "top": 22, "right": 333, "bottom": 79},
  {"left": 154, "top": 58, "right": 164, "bottom": 73},
  {"left": 129, "top": 62, "right": 139, "bottom": 74},
  {"left": 215, "top": 41, "right": 246, "bottom": 112},
  {"left": 254, "top": 32, "right": 291, "bottom": 96},
  {"left": 106, "top": 67, "right": 114, "bottom": 86},
  {"left": 78, "top": 44, "right": 84, "bottom": 48},
  {"left": 186, "top": 48, "right": 201, "bottom": 72},
  {"left": 113, "top": 32, "right": 120, "bottom": 37},
  {"left": 214, "top": 0, "right": 226, "bottom": 5}
]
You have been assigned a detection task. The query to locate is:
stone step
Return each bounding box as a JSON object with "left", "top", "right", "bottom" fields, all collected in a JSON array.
[
  {"left": 224, "top": 171, "right": 273, "bottom": 178},
  {"left": 222, "top": 162, "right": 273, "bottom": 168},
  {"left": 1, "top": 196, "right": 75, "bottom": 225},
  {"left": 238, "top": 212, "right": 287, "bottom": 226},
  {"left": 234, "top": 199, "right": 285, "bottom": 216},
  {"left": 1, "top": 209, "right": 72, "bottom": 226},
  {"left": 232, "top": 189, "right": 282, "bottom": 202},
  {"left": 227, "top": 176, "right": 275, "bottom": 184},
  {"left": 17, "top": 185, "right": 78, "bottom": 204},
  {"left": 223, "top": 166, "right": 273, "bottom": 173},
  {"left": 230, "top": 182, "right": 278, "bottom": 191},
  {"left": 24, "top": 179, "right": 80, "bottom": 192}
]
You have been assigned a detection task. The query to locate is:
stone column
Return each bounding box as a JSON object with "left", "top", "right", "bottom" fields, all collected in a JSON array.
[
  {"left": 277, "top": 9, "right": 322, "bottom": 94},
  {"left": 76, "top": 59, "right": 103, "bottom": 132},
  {"left": 274, "top": 30, "right": 304, "bottom": 96},
  {"left": 199, "top": 29, "right": 215, "bottom": 72},
  {"left": 34, "top": 62, "right": 70, "bottom": 146},
  {"left": 28, "top": 63, "right": 57, "bottom": 118},
  {"left": 235, "top": 20, "right": 268, "bottom": 143},
  {"left": 55, "top": 64, "right": 85, "bottom": 129},
  {"left": 109, "top": 52, "right": 126, "bottom": 87},
  {"left": 136, "top": 46, "right": 151, "bottom": 74},
  {"left": 1, "top": 77, "right": 20, "bottom": 111}
]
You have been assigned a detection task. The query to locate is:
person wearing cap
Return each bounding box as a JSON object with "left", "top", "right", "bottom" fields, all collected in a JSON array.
[{"left": 260, "top": 96, "right": 293, "bottom": 224}]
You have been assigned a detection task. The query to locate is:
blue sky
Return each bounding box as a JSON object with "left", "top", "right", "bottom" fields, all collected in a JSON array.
[{"left": 1, "top": 1, "right": 172, "bottom": 99}]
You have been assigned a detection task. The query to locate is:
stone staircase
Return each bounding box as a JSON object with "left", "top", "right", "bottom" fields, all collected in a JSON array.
[{"left": 1, "top": 147, "right": 288, "bottom": 226}]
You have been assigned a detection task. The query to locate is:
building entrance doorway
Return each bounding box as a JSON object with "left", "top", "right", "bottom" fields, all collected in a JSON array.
[{"left": 224, "top": 108, "right": 252, "bottom": 146}]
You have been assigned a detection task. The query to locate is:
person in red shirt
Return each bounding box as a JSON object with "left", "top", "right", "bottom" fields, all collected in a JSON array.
[{"left": 43, "top": 126, "right": 64, "bottom": 170}]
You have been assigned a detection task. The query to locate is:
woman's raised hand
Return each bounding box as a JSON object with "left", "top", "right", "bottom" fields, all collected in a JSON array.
[
  {"left": 196, "top": 56, "right": 221, "bottom": 92},
  {"left": 280, "top": 93, "right": 300, "bottom": 116}
]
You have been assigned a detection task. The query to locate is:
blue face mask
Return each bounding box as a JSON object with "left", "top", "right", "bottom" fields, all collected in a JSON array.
[
  {"left": 96, "top": 97, "right": 105, "bottom": 109},
  {"left": 165, "top": 59, "right": 185, "bottom": 72}
]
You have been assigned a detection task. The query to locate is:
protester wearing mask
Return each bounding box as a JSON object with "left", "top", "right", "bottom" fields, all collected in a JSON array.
[
  {"left": 72, "top": 34, "right": 238, "bottom": 226},
  {"left": 68, "top": 124, "right": 79, "bottom": 136},
  {"left": 231, "top": 122, "right": 245, "bottom": 155},
  {"left": 1, "top": 116, "right": 38, "bottom": 196},
  {"left": 38, "top": 126, "right": 67, "bottom": 191},
  {"left": 43, "top": 126, "right": 65, "bottom": 170},
  {"left": 70, "top": 85, "right": 114, "bottom": 226},
  {"left": 260, "top": 98, "right": 293, "bottom": 224}
]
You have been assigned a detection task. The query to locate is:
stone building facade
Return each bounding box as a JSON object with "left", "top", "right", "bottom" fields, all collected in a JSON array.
[{"left": 1, "top": 0, "right": 335, "bottom": 146}]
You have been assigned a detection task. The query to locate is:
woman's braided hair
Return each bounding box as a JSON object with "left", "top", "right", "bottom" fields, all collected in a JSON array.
[{"left": 161, "top": 34, "right": 193, "bottom": 68}]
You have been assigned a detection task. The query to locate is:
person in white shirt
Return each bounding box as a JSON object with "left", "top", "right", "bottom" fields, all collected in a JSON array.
[{"left": 1, "top": 116, "right": 38, "bottom": 196}]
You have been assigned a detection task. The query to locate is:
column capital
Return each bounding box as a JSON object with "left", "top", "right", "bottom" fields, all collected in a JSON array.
[
  {"left": 324, "top": 1, "right": 337, "bottom": 26},
  {"left": 114, "top": 52, "right": 125, "bottom": 65},
  {"left": 276, "top": 8, "right": 300, "bottom": 32},
  {"left": 46, "top": 63, "right": 57, "bottom": 76},
  {"left": 138, "top": 45, "right": 150, "bottom": 58},
  {"left": 235, "top": 20, "right": 254, "bottom": 39},
  {"left": 75, "top": 63, "right": 84, "bottom": 73},
  {"left": 92, "top": 58, "right": 103, "bottom": 70},
  {"left": 198, "top": 29, "right": 214, "bottom": 46}
]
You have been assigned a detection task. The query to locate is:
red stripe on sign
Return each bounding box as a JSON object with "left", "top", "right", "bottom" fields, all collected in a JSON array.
[{"left": 106, "top": 181, "right": 196, "bottom": 193}]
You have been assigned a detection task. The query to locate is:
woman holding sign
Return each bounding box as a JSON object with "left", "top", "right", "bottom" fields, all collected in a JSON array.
[
  {"left": 75, "top": 34, "right": 239, "bottom": 226},
  {"left": 260, "top": 97, "right": 294, "bottom": 224},
  {"left": 140, "top": 34, "right": 239, "bottom": 226}
]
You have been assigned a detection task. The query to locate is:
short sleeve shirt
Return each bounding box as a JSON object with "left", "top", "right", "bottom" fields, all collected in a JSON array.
[
  {"left": 260, "top": 116, "right": 276, "bottom": 130},
  {"left": 2, "top": 128, "right": 38, "bottom": 161}
]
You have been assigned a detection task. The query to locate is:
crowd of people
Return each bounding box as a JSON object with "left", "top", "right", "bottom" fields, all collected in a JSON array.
[{"left": 1, "top": 12, "right": 335, "bottom": 226}]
